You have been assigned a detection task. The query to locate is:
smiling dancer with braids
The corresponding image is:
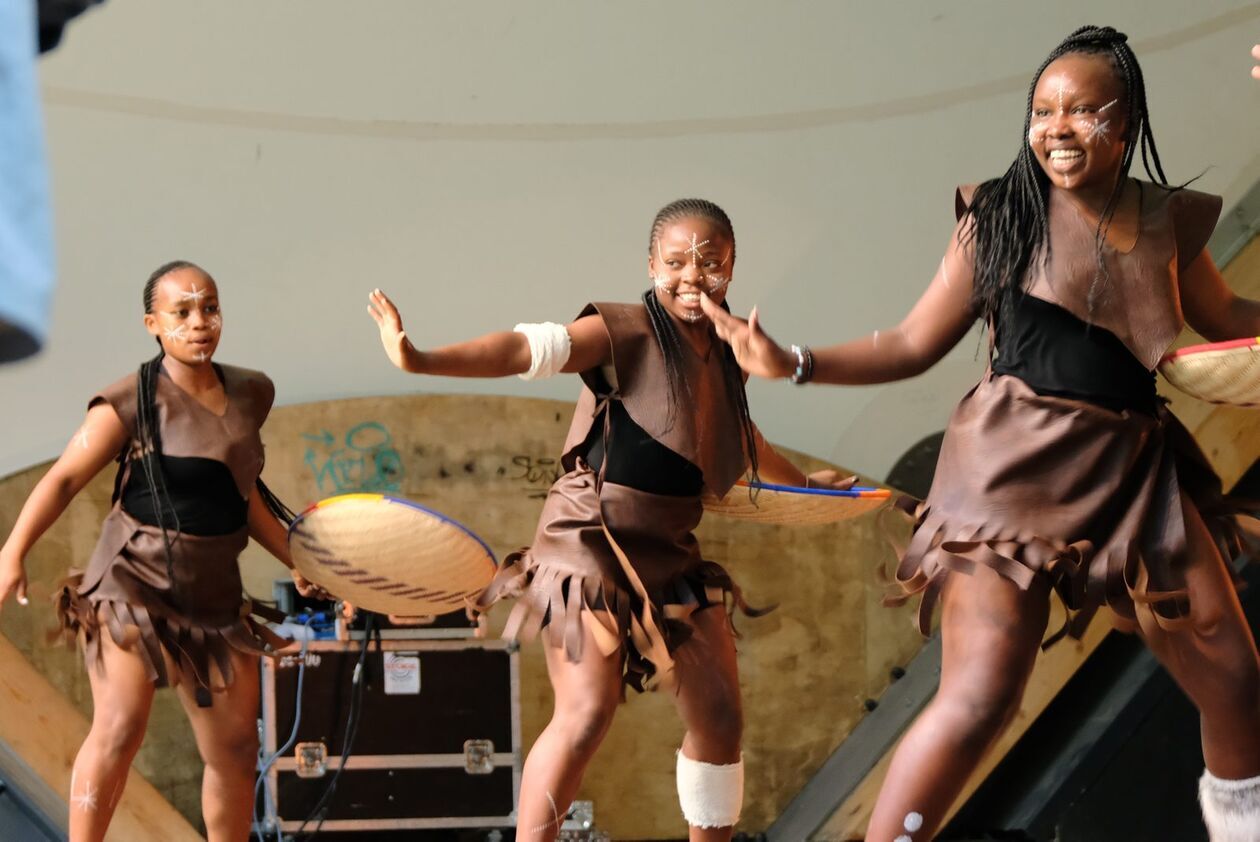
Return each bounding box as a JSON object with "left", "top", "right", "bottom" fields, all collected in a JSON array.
[
  {"left": 369, "top": 199, "right": 845, "bottom": 842},
  {"left": 0, "top": 261, "right": 314, "bottom": 841},
  {"left": 702, "top": 27, "right": 1260, "bottom": 841}
]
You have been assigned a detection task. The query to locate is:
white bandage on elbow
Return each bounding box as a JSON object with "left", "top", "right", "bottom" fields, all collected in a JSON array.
[
  {"left": 513, "top": 322, "right": 572, "bottom": 381},
  {"left": 676, "top": 750, "right": 743, "bottom": 829}
]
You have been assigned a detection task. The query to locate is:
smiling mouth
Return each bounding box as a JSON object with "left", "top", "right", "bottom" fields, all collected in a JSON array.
[{"left": 1048, "top": 148, "right": 1085, "bottom": 172}]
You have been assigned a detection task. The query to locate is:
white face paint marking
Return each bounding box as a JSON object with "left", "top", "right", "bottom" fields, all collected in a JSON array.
[
  {"left": 1084, "top": 118, "right": 1111, "bottom": 145},
  {"left": 1028, "top": 120, "right": 1048, "bottom": 146},
  {"left": 704, "top": 275, "right": 730, "bottom": 293},
  {"left": 684, "top": 232, "right": 711, "bottom": 266},
  {"left": 904, "top": 811, "right": 924, "bottom": 832},
  {"left": 179, "top": 284, "right": 206, "bottom": 304},
  {"left": 894, "top": 836, "right": 912, "bottom": 842},
  {"left": 530, "top": 791, "right": 564, "bottom": 835},
  {"left": 1099, "top": 98, "right": 1118, "bottom": 113},
  {"left": 70, "top": 774, "right": 98, "bottom": 812},
  {"left": 195, "top": 351, "right": 209, "bottom": 363},
  {"left": 208, "top": 314, "right": 223, "bottom": 333},
  {"left": 652, "top": 273, "right": 673, "bottom": 293},
  {"left": 163, "top": 323, "right": 188, "bottom": 343},
  {"left": 1056, "top": 78, "right": 1068, "bottom": 112}
]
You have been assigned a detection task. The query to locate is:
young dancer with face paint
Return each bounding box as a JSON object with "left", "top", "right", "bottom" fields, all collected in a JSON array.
[
  {"left": 369, "top": 199, "right": 845, "bottom": 842},
  {"left": 703, "top": 27, "right": 1260, "bottom": 842},
  {"left": 0, "top": 261, "right": 320, "bottom": 842}
]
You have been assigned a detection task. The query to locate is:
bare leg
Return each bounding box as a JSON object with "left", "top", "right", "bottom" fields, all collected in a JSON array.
[
  {"left": 174, "top": 649, "right": 261, "bottom": 842},
  {"left": 866, "top": 563, "right": 1051, "bottom": 841},
  {"left": 69, "top": 630, "right": 158, "bottom": 842},
  {"left": 516, "top": 621, "right": 624, "bottom": 842},
  {"left": 671, "top": 606, "right": 744, "bottom": 842},
  {"left": 1139, "top": 494, "right": 1260, "bottom": 780}
]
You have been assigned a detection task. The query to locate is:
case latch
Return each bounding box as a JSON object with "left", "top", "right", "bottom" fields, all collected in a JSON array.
[
  {"left": 464, "top": 739, "right": 495, "bottom": 774},
  {"left": 294, "top": 742, "right": 328, "bottom": 778}
]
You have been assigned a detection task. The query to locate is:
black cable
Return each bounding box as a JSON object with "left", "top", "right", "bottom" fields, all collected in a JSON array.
[{"left": 295, "top": 613, "right": 376, "bottom": 839}]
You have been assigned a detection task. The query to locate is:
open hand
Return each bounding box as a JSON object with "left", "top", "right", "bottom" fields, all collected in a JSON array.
[
  {"left": 699, "top": 294, "right": 795, "bottom": 379},
  {"left": 367, "top": 289, "right": 418, "bottom": 372}
]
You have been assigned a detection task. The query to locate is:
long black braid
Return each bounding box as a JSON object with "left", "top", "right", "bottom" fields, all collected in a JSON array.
[
  {"left": 962, "top": 25, "right": 1178, "bottom": 331},
  {"left": 645, "top": 198, "right": 759, "bottom": 482},
  {"left": 137, "top": 262, "right": 195, "bottom": 595},
  {"left": 134, "top": 261, "right": 296, "bottom": 605}
]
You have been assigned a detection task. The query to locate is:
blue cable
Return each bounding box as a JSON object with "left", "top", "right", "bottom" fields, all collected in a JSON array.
[{"left": 252, "top": 616, "right": 313, "bottom": 841}]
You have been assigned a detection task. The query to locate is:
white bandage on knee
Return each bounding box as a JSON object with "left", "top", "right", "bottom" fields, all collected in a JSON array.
[
  {"left": 1199, "top": 769, "right": 1260, "bottom": 842},
  {"left": 514, "top": 322, "right": 572, "bottom": 381},
  {"left": 676, "top": 750, "right": 743, "bottom": 829}
]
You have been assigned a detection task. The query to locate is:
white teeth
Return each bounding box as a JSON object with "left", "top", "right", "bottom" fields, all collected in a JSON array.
[
  {"left": 1049, "top": 149, "right": 1083, "bottom": 160},
  {"left": 678, "top": 293, "right": 701, "bottom": 302}
]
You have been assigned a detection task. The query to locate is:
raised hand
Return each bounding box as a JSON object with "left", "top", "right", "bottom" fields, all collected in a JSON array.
[
  {"left": 699, "top": 293, "right": 795, "bottom": 379},
  {"left": 367, "top": 288, "right": 419, "bottom": 372}
]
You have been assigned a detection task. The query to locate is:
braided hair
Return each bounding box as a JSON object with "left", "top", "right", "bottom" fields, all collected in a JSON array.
[
  {"left": 645, "top": 198, "right": 759, "bottom": 481},
  {"left": 134, "top": 262, "right": 295, "bottom": 603},
  {"left": 962, "top": 25, "right": 1176, "bottom": 329}
]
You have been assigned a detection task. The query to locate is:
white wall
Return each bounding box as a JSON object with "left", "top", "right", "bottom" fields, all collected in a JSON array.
[{"left": 4, "top": 0, "right": 1260, "bottom": 479}]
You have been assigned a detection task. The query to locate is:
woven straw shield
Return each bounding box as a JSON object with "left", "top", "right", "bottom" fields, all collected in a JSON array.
[
  {"left": 703, "top": 480, "right": 890, "bottom": 526},
  {"left": 288, "top": 494, "right": 497, "bottom": 615},
  {"left": 1158, "top": 338, "right": 1260, "bottom": 407}
]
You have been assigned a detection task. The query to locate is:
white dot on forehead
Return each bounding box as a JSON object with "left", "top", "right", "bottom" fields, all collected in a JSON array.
[
  {"left": 894, "top": 836, "right": 912, "bottom": 842},
  {"left": 904, "top": 812, "right": 924, "bottom": 832}
]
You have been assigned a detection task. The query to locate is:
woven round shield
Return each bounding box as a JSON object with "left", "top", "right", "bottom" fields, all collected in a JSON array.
[
  {"left": 703, "top": 480, "right": 891, "bottom": 526},
  {"left": 288, "top": 494, "right": 497, "bottom": 615},
  {"left": 1158, "top": 337, "right": 1260, "bottom": 407}
]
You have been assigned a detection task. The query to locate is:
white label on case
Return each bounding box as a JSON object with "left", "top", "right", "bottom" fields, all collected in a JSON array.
[{"left": 383, "top": 652, "right": 421, "bottom": 695}]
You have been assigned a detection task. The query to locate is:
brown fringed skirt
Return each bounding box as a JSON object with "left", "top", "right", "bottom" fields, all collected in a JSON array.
[
  {"left": 474, "top": 465, "right": 759, "bottom": 692},
  {"left": 889, "top": 373, "right": 1255, "bottom": 644},
  {"left": 56, "top": 507, "right": 289, "bottom": 705}
]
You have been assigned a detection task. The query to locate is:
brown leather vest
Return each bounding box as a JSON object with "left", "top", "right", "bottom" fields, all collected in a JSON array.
[
  {"left": 559, "top": 302, "right": 748, "bottom": 497},
  {"left": 958, "top": 181, "right": 1221, "bottom": 371}
]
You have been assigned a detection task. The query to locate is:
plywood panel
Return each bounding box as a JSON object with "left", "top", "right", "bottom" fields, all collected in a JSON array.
[{"left": 2, "top": 392, "right": 923, "bottom": 838}]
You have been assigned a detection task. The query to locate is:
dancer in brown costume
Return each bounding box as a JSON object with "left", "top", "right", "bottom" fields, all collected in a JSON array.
[
  {"left": 703, "top": 27, "right": 1260, "bottom": 842},
  {"left": 368, "top": 199, "right": 845, "bottom": 841},
  {"left": 0, "top": 261, "right": 318, "bottom": 841}
]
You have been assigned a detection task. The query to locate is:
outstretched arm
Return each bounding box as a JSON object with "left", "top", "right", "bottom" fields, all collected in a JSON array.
[
  {"left": 367, "top": 289, "right": 611, "bottom": 377},
  {"left": 700, "top": 221, "right": 979, "bottom": 385},
  {"left": 1180, "top": 249, "right": 1260, "bottom": 341},
  {"left": 0, "top": 403, "right": 129, "bottom": 612}
]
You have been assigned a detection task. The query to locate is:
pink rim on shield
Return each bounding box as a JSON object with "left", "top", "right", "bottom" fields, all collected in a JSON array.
[{"left": 1159, "top": 337, "right": 1260, "bottom": 407}]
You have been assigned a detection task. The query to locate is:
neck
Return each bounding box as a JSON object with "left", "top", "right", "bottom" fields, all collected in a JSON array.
[
  {"left": 161, "top": 355, "right": 219, "bottom": 391},
  {"left": 1063, "top": 171, "right": 1128, "bottom": 216}
]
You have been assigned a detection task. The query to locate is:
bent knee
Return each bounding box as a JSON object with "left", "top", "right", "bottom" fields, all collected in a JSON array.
[
  {"left": 932, "top": 684, "right": 1023, "bottom": 749},
  {"left": 200, "top": 723, "right": 259, "bottom": 769},
  {"left": 552, "top": 697, "right": 618, "bottom": 756},
  {"left": 88, "top": 710, "right": 149, "bottom": 758},
  {"left": 688, "top": 697, "right": 744, "bottom": 749}
]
